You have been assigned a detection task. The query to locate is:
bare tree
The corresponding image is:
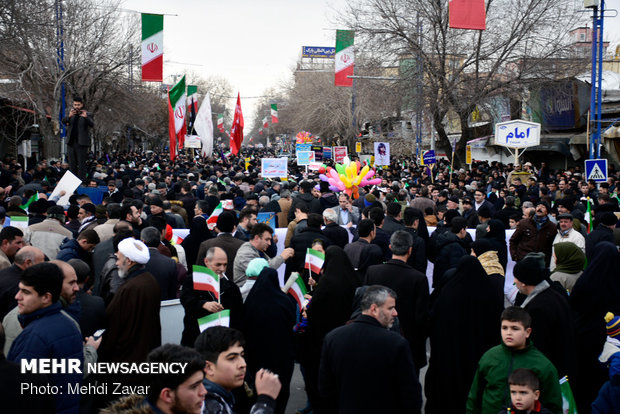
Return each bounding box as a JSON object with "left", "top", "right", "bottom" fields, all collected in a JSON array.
[{"left": 340, "top": 0, "right": 586, "bottom": 164}]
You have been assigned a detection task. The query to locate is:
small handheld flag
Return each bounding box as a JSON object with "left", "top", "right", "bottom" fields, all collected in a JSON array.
[
  {"left": 192, "top": 265, "right": 220, "bottom": 300},
  {"left": 304, "top": 248, "right": 325, "bottom": 274},
  {"left": 198, "top": 309, "right": 230, "bottom": 332}
]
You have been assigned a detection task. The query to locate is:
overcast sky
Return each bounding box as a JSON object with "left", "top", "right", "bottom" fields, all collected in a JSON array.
[{"left": 122, "top": 0, "right": 620, "bottom": 127}]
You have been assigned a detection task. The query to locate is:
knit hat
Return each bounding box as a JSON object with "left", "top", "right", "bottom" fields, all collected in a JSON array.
[
  {"left": 364, "top": 193, "right": 376, "bottom": 207},
  {"left": 513, "top": 252, "right": 547, "bottom": 286},
  {"left": 600, "top": 212, "right": 618, "bottom": 226},
  {"left": 606, "top": 312, "right": 620, "bottom": 338},
  {"left": 117, "top": 238, "right": 150, "bottom": 264}
]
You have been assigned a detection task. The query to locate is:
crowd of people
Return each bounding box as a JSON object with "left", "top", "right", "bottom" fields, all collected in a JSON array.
[{"left": 0, "top": 148, "right": 619, "bottom": 414}]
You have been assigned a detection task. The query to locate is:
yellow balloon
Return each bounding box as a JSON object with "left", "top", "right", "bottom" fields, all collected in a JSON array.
[{"left": 340, "top": 174, "right": 352, "bottom": 188}]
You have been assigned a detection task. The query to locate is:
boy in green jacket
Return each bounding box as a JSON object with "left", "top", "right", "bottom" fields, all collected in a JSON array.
[{"left": 466, "top": 307, "right": 562, "bottom": 414}]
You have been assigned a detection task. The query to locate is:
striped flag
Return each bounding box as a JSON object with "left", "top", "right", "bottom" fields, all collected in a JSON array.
[
  {"left": 271, "top": 103, "right": 278, "bottom": 123},
  {"left": 287, "top": 274, "right": 308, "bottom": 312},
  {"left": 168, "top": 76, "right": 187, "bottom": 160},
  {"left": 585, "top": 197, "right": 593, "bottom": 233},
  {"left": 217, "top": 114, "right": 224, "bottom": 132},
  {"left": 20, "top": 192, "right": 39, "bottom": 211},
  {"left": 206, "top": 202, "right": 223, "bottom": 230},
  {"left": 304, "top": 248, "right": 325, "bottom": 274},
  {"left": 335, "top": 30, "right": 354, "bottom": 87},
  {"left": 7, "top": 216, "right": 28, "bottom": 230},
  {"left": 198, "top": 309, "right": 230, "bottom": 332},
  {"left": 559, "top": 376, "right": 577, "bottom": 414},
  {"left": 262, "top": 117, "right": 269, "bottom": 128},
  {"left": 141, "top": 14, "right": 163, "bottom": 82},
  {"left": 193, "top": 265, "right": 220, "bottom": 299}
]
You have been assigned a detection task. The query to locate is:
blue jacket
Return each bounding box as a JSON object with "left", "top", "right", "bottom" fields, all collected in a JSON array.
[
  {"left": 8, "top": 302, "right": 84, "bottom": 414},
  {"left": 56, "top": 238, "right": 87, "bottom": 262}
]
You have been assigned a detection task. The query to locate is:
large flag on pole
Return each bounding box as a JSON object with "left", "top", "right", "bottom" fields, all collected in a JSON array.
[
  {"left": 168, "top": 76, "right": 187, "bottom": 154},
  {"left": 192, "top": 265, "right": 220, "bottom": 299},
  {"left": 194, "top": 92, "right": 214, "bottom": 158},
  {"left": 335, "top": 30, "right": 354, "bottom": 87},
  {"left": 167, "top": 95, "right": 176, "bottom": 161},
  {"left": 262, "top": 117, "right": 269, "bottom": 128},
  {"left": 230, "top": 93, "right": 244, "bottom": 155},
  {"left": 186, "top": 85, "right": 198, "bottom": 134},
  {"left": 198, "top": 309, "right": 230, "bottom": 332},
  {"left": 449, "top": 0, "right": 486, "bottom": 30},
  {"left": 271, "top": 103, "right": 278, "bottom": 123},
  {"left": 141, "top": 14, "right": 163, "bottom": 82}
]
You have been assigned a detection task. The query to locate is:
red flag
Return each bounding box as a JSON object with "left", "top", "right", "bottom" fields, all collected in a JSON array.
[
  {"left": 230, "top": 93, "right": 244, "bottom": 155},
  {"left": 449, "top": 0, "right": 486, "bottom": 30},
  {"left": 167, "top": 97, "right": 177, "bottom": 161}
]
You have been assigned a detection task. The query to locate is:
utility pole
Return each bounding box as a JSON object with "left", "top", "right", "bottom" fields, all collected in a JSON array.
[
  {"left": 586, "top": 0, "right": 606, "bottom": 159},
  {"left": 55, "top": 0, "right": 66, "bottom": 160}
]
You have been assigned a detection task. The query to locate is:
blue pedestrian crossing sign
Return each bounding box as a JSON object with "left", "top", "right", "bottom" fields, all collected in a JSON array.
[{"left": 584, "top": 159, "right": 608, "bottom": 183}]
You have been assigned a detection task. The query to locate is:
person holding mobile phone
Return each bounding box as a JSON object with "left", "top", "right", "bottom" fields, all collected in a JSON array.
[{"left": 62, "top": 96, "right": 94, "bottom": 180}]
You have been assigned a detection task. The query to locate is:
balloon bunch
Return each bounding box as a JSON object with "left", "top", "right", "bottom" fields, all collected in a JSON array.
[
  {"left": 295, "top": 131, "right": 313, "bottom": 144},
  {"left": 319, "top": 158, "right": 382, "bottom": 199}
]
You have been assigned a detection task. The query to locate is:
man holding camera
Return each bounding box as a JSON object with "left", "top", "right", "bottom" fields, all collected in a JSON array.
[{"left": 62, "top": 96, "right": 94, "bottom": 179}]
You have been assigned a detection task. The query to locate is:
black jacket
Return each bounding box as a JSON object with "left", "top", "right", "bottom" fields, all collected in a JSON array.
[
  {"left": 372, "top": 227, "right": 392, "bottom": 260},
  {"left": 76, "top": 289, "right": 105, "bottom": 337},
  {"left": 431, "top": 231, "right": 468, "bottom": 288},
  {"left": 319, "top": 315, "right": 422, "bottom": 414},
  {"left": 365, "top": 260, "right": 430, "bottom": 371},
  {"left": 382, "top": 216, "right": 405, "bottom": 237},
  {"left": 0, "top": 264, "right": 22, "bottom": 319},
  {"left": 286, "top": 227, "right": 331, "bottom": 279},
  {"left": 144, "top": 247, "right": 178, "bottom": 300},
  {"left": 62, "top": 111, "right": 94, "bottom": 146},
  {"left": 322, "top": 222, "right": 349, "bottom": 249},
  {"left": 403, "top": 227, "right": 427, "bottom": 274},
  {"left": 288, "top": 192, "right": 322, "bottom": 222},
  {"left": 585, "top": 225, "right": 615, "bottom": 263}
]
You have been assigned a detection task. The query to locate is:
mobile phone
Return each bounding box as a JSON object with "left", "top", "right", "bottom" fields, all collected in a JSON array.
[{"left": 93, "top": 329, "right": 105, "bottom": 340}]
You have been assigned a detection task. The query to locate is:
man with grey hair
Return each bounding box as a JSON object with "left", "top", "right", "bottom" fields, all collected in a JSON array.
[
  {"left": 141, "top": 226, "right": 178, "bottom": 300},
  {"left": 365, "top": 230, "right": 430, "bottom": 375},
  {"left": 322, "top": 208, "right": 349, "bottom": 248},
  {"left": 319, "top": 285, "right": 422, "bottom": 413}
]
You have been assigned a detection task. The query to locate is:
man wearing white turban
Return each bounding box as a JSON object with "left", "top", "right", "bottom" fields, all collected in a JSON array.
[{"left": 98, "top": 237, "right": 161, "bottom": 365}]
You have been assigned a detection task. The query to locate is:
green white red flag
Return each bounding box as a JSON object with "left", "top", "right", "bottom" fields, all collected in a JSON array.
[
  {"left": 560, "top": 376, "right": 577, "bottom": 414},
  {"left": 141, "top": 14, "right": 163, "bottom": 82},
  {"left": 168, "top": 76, "right": 187, "bottom": 159},
  {"left": 262, "top": 117, "right": 269, "bottom": 128},
  {"left": 186, "top": 85, "right": 198, "bottom": 133},
  {"left": 304, "top": 248, "right": 325, "bottom": 274},
  {"left": 193, "top": 265, "right": 220, "bottom": 299},
  {"left": 230, "top": 93, "right": 244, "bottom": 155},
  {"left": 198, "top": 309, "right": 230, "bottom": 332},
  {"left": 206, "top": 202, "right": 223, "bottom": 230},
  {"left": 335, "top": 30, "right": 354, "bottom": 87},
  {"left": 585, "top": 197, "right": 593, "bottom": 233},
  {"left": 271, "top": 104, "right": 278, "bottom": 123},
  {"left": 217, "top": 114, "right": 224, "bottom": 132},
  {"left": 288, "top": 274, "right": 308, "bottom": 312}
]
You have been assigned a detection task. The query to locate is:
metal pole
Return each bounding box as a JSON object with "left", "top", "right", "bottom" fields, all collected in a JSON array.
[
  {"left": 595, "top": 0, "right": 605, "bottom": 158},
  {"left": 56, "top": 0, "right": 66, "bottom": 161},
  {"left": 588, "top": 7, "right": 598, "bottom": 159}
]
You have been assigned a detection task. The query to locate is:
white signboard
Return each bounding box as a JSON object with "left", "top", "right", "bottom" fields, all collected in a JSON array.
[
  {"left": 494, "top": 120, "right": 541, "bottom": 148},
  {"left": 50, "top": 170, "right": 82, "bottom": 206},
  {"left": 261, "top": 158, "right": 288, "bottom": 178},
  {"left": 184, "top": 135, "right": 202, "bottom": 149}
]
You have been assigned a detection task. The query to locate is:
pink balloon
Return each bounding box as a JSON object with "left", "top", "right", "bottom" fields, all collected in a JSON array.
[
  {"left": 368, "top": 178, "right": 382, "bottom": 185},
  {"left": 336, "top": 181, "right": 346, "bottom": 191},
  {"left": 364, "top": 170, "right": 375, "bottom": 180},
  {"left": 356, "top": 161, "right": 361, "bottom": 172},
  {"left": 329, "top": 169, "right": 339, "bottom": 180},
  {"left": 360, "top": 180, "right": 368, "bottom": 187}
]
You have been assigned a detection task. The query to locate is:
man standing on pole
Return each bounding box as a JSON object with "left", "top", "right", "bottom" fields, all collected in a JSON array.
[{"left": 62, "top": 96, "right": 93, "bottom": 179}]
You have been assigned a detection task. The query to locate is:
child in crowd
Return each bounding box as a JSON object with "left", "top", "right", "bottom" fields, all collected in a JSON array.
[
  {"left": 194, "top": 326, "right": 281, "bottom": 414},
  {"left": 466, "top": 307, "right": 562, "bottom": 414},
  {"left": 591, "top": 312, "right": 620, "bottom": 413},
  {"left": 501, "top": 368, "right": 553, "bottom": 413}
]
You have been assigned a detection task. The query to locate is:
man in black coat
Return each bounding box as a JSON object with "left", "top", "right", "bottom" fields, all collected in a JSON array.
[
  {"left": 287, "top": 180, "right": 322, "bottom": 222},
  {"left": 369, "top": 207, "right": 392, "bottom": 260},
  {"left": 365, "top": 230, "right": 430, "bottom": 375},
  {"left": 319, "top": 285, "right": 422, "bottom": 414},
  {"left": 513, "top": 252, "right": 577, "bottom": 381},
  {"left": 382, "top": 202, "right": 405, "bottom": 236},
  {"left": 585, "top": 212, "right": 617, "bottom": 263},
  {"left": 321, "top": 208, "right": 349, "bottom": 249},
  {"left": 61, "top": 96, "right": 93, "bottom": 180},
  {"left": 432, "top": 216, "right": 470, "bottom": 289},
  {"left": 68, "top": 258, "right": 105, "bottom": 338},
  {"left": 403, "top": 207, "right": 427, "bottom": 274},
  {"left": 196, "top": 211, "right": 245, "bottom": 278},
  {"left": 141, "top": 226, "right": 178, "bottom": 300},
  {"left": 286, "top": 214, "right": 331, "bottom": 278}
]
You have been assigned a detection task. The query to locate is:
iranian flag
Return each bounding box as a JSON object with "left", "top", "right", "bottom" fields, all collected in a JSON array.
[
  {"left": 194, "top": 92, "right": 214, "bottom": 157},
  {"left": 186, "top": 85, "right": 198, "bottom": 133},
  {"left": 168, "top": 76, "right": 187, "bottom": 156},
  {"left": 287, "top": 274, "right": 308, "bottom": 312},
  {"left": 262, "top": 117, "right": 269, "bottom": 128},
  {"left": 271, "top": 103, "right": 278, "bottom": 123},
  {"left": 217, "top": 114, "right": 224, "bottom": 132},
  {"left": 198, "top": 309, "right": 230, "bottom": 332},
  {"left": 230, "top": 93, "right": 244, "bottom": 155},
  {"left": 449, "top": 0, "right": 486, "bottom": 30},
  {"left": 141, "top": 14, "right": 163, "bottom": 82},
  {"left": 335, "top": 30, "right": 354, "bottom": 87},
  {"left": 585, "top": 197, "right": 593, "bottom": 233},
  {"left": 193, "top": 265, "right": 220, "bottom": 299},
  {"left": 304, "top": 248, "right": 325, "bottom": 274},
  {"left": 206, "top": 202, "right": 223, "bottom": 230},
  {"left": 21, "top": 192, "right": 39, "bottom": 211},
  {"left": 560, "top": 376, "right": 577, "bottom": 414}
]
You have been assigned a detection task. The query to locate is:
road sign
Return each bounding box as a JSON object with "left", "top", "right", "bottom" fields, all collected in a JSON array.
[
  {"left": 494, "top": 120, "right": 541, "bottom": 148},
  {"left": 585, "top": 159, "right": 608, "bottom": 182},
  {"left": 355, "top": 142, "right": 362, "bottom": 153}
]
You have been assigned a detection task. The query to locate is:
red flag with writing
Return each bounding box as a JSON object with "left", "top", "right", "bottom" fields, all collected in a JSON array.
[
  {"left": 167, "top": 98, "right": 176, "bottom": 161},
  {"left": 229, "top": 93, "right": 244, "bottom": 155},
  {"left": 449, "top": 0, "right": 486, "bottom": 30}
]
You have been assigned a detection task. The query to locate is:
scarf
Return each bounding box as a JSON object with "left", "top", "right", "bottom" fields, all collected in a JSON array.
[
  {"left": 552, "top": 242, "right": 585, "bottom": 275},
  {"left": 533, "top": 214, "right": 548, "bottom": 230},
  {"left": 477, "top": 250, "right": 505, "bottom": 277}
]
